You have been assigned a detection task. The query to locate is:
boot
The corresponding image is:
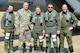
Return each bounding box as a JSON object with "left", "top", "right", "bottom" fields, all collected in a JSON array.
[
  {"left": 38, "top": 46, "right": 43, "bottom": 53},
  {"left": 46, "top": 46, "right": 50, "bottom": 53},
  {"left": 54, "top": 47, "right": 59, "bottom": 53},
  {"left": 42, "top": 47, "right": 46, "bottom": 53},
  {"left": 34, "top": 45, "right": 38, "bottom": 53},
  {"left": 59, "top": 46, "right": 64, "bottom": 53},
  {"left": 69, "top": 46, "right": 74, "bottom": 53}
]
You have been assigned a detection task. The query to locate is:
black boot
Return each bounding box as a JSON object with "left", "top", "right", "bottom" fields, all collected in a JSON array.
[
  {"left": 54, "top": 47, "right": 59, "bottom": 53},
  {"left": 34, "top": 45, "right": 37, "bottom": 50},
  {"left": 38, "top": 45, "right": 43, "bottom": 53},
  {"left": 69, "top": 46, "right": 74, "bottom": 53},
  {"left": 34, "top": 45, "right": 38, "bottom": 53}
]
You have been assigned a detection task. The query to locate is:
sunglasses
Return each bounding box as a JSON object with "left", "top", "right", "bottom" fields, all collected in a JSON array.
[{"left": 48, "top": 7, "right": 53, "bottom": 8}]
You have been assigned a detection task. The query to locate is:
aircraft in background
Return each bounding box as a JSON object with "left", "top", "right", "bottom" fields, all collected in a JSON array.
[
  {"left": 0, "top": 0, "right": 80, "bottom": 34},
  {"left": 0, "top": 0, "right": 80, "bottom": 16}
]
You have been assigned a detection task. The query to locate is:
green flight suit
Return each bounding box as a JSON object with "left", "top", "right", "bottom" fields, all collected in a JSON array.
[
  {"left": 44, "top": 10, "right": 60, "bottom": 53},
  {"left": 32, "top": 12, "right": 44, "bottom": 52},
  {"left": 1, "top": 10, "right": 15, "bottom": 52},
  {"left": 59, "top": 11, "right": 78, "bottom": 53}
]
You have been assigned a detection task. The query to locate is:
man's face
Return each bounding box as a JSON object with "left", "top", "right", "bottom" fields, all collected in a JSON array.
[
  {"left": 62, "top": 4, "right": 68, "bottom": 12},
  {"left": 23, "top": 2, "right": 29, "bottom": 10},
  {"left": 8, "top": 6, "right": 13, "bottom": 12},
  {"left": 48, "top": 4, "right": 53, "bottom": 12},
  {"left": 35, "top": 7, "right": 41, "bottom": 14}
]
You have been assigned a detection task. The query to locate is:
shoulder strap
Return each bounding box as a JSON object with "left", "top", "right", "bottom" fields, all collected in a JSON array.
[
  {"left": 45, "top": 10, "right": 56, "bottom": 21},
  {"left": 32, "top": 12, "right": 44, "bottom": 23},
  {"left": 59, "top": 11, "right": 71, "bottom": 20},
  {"left": 32, "top": 12, "right": 37, "bottom": 23},
  {"left": 59, "top": 12, "right": 63, "bottom": 20},
  {"left": 45, "top": 11, "right": 49, "bottom": 20},
  {"left": 39, "top": 12, "right": 44, "bottom": 23},
  {"left": 49, "top": 10, "right": 56, "bottom": 20}
]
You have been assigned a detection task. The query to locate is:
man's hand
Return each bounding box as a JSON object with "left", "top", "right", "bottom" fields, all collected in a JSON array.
[
  {"left": 16, "top": 30, "right": 21, "bottom": 35},
  {"left": 1, "top": 29, "right": 5, "bottom": 33},
  {"left": 68, "top": 27, "right": 73, "bottom": 31},
  {"left": 57, "top": 30, "right": 60, "bottom": 35},
  {"left": 42, "top": 30, "right": 45, "bottom": 35}
]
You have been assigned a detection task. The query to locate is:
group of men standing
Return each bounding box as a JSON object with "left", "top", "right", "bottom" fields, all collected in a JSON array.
[{"left": 1, "top": 2, "right": 78, "bottom": 53}]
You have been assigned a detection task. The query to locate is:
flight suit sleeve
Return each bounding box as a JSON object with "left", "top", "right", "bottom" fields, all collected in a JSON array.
[
  {"left": 28, "top": 12, "right": 34, "bottom": 30},
  {"left": 71, "top": 13, "right": 78, "bottom": 27},
  {"left": 37, "top": 12, "right": 45, "bottom": 30},
  {"left": 31, "top": 12, "right": 36, "bottom": 23},
  {"left": 12, "top": 14, "right": 15, "bottom": 29},
  {"left": 15, "top": 11, "right": 20, "bottom": 30},
  {"left": 42, "top": 13, "right": 45, "bottom": 30},
  {"left": 1, "top": 13, "right": 6, "bottom": 29},
  {"left": 56, "top": 12, "right": 61, "bottom": 30}
]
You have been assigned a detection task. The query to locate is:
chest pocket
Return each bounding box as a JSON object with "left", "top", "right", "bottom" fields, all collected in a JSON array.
[
  {"left": 20, "top": 11, "right": 31, "bottom": 23},
  {"left": 32, "top": 14, "right": 43, "bottom": 24},
  {"left": 60, "top": 11, "right": 71, "bottom": 21},
  {"left": 5, "top": 12, "right": 14, "bottom": 29},
  {"left": 45, "top": 11, "right": 57, "bottom": 27}
]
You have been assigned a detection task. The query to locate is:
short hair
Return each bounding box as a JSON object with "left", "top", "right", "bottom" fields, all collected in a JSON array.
[
  {"left": 8, "top": 4, "right": 13, "bottom": 7},
  {"left": 62, "top": 4, "right": 68, "bottom": 7},
  {"left": 23, "top": 2, "right": 29, "bottom": 5},
  {"left": 35, "top": 6, "right": 41, "bottom": 9},
  {"left": 48, "top": 3, "right": 53, "bottom": 7}
]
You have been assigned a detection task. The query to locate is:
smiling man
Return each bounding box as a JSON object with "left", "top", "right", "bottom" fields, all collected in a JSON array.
[{"left": 59, "top": 4, "right": 78, "bottom": 53}]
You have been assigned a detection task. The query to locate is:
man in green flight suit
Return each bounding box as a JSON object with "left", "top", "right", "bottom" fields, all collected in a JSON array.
[
  {"left": 59, "top": 4, "right": 78, "bottom": 53},
  {"left": 32, "top": 6, "right": 45, "bottom": 53},
  {"left": 44, "top": 3, "right": 60, "bottom": 53},
  {"left": 1, "top": 5, "right": 15, "bottom": 53}
]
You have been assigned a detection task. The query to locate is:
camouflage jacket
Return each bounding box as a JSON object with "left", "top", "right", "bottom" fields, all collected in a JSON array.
[{"left": 15, "top": 8, "right": 32, "bottom": 30}]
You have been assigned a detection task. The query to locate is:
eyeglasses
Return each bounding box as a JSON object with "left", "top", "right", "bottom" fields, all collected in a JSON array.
[{"left": 48, "top": 7, "right": 53, "bottom": 8}]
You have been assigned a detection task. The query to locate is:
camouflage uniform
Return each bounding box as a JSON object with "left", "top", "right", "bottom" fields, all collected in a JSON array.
[
  {"left": 44, "top": 10, "right": 60, "bottom": 53},
  {"left": 1, "top": 10, "right": 15, "bottom": 53},
  {"left": 15, "top": 8, "right": 32, "bottom": 52},
  {"left": 59, "top": 11, "right": 78, "bottom": 53},
  {"left": 31, "top": 12, "right": 44, "bottom": 53}
]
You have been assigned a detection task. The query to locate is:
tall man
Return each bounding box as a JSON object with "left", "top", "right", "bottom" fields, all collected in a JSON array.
[
  {"left": 15, "top": 2, "right": 32, "bottom": 53},
  {"left": 32, "top": 6, "right": 45, "bottom": 53},
  {"left": 59, "top": 4, "right": 78, "bottom": 53},
  {"left": 1, "top": 5, "right": 15, "bottom": 53},
  {"left": 44, "top": 3, "right": 60, "bottom": 53}
]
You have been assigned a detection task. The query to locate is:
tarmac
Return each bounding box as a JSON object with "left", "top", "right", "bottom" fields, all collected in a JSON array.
[{"left": 0, "top": 11, "right": 80, "bottom": 53}]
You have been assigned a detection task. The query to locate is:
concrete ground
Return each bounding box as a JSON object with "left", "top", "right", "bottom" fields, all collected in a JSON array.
[{"left": 0, "top": 12, "right": 80, "bottom": 53}]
